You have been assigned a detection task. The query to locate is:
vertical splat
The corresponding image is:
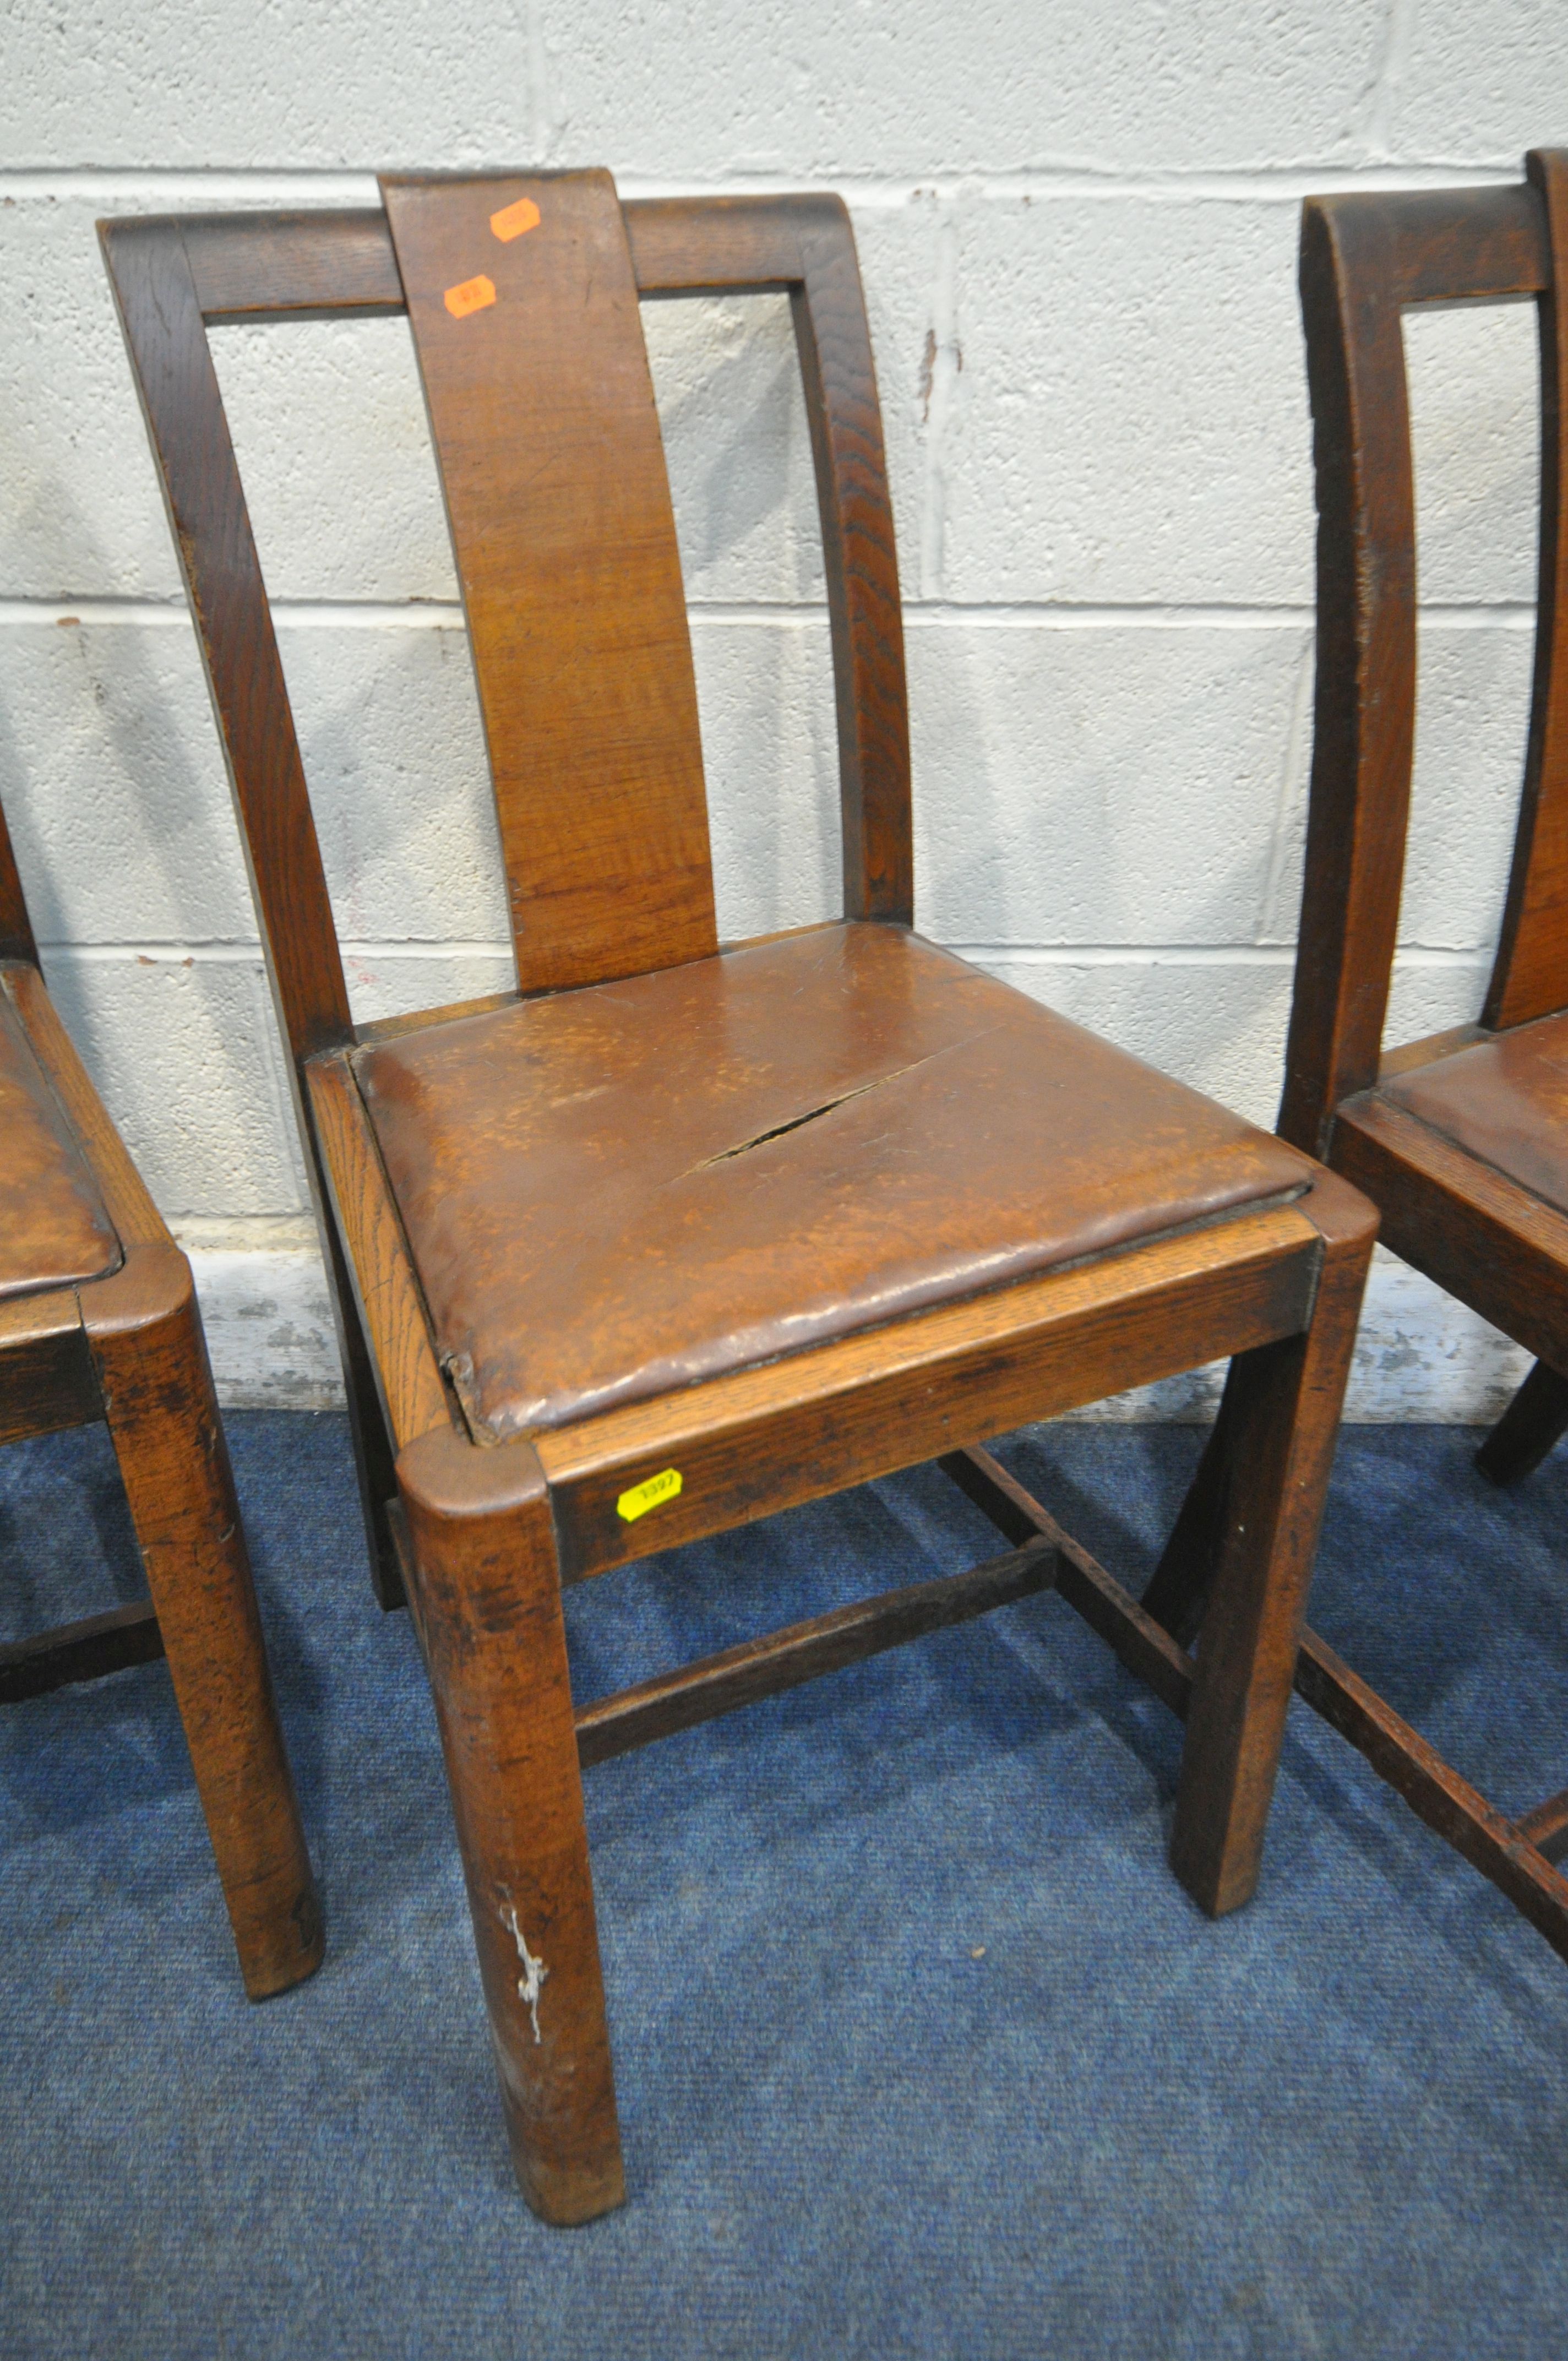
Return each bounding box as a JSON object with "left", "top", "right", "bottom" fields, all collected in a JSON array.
[{"left": 383, "top": 170, "right": 717, "bottom": 995}]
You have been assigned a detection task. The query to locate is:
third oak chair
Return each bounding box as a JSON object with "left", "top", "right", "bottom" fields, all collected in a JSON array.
[
  {"left": 104, "top": 169, "right": 1375, "bottom": 2223},
  {"left": 1151, "top": 148, "right": 1568, "bottom": 1969},
  {"left": 0, "top": 779, "right": 320, "bottom": 1999}
]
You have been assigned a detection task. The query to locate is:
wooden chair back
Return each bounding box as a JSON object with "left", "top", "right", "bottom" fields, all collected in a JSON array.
[
  {"left": 0, "top": 791, "right": 39, "bottom": 965},
  {"left": 1280, "top": 148, "right": 1568, "bottom": 1158},
  {"left": 100, "top": 176, "right": 912, "bottom": 1069}
]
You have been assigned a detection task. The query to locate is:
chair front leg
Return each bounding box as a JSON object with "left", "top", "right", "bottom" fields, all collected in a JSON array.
[
  {"left": 398, "top": 1426, "right": 625, "bottom": 2227},
  {"left": 85, "top": 1246, "right": 323, "bottom": 1998},
  {"left": 1163, "top": 1176, "right": 1375, "bottom": 1918}
]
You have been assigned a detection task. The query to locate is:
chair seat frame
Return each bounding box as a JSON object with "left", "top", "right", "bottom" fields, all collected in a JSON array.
[{"left": 104, "top": 181, "right": 1373, "bottom": 2223}]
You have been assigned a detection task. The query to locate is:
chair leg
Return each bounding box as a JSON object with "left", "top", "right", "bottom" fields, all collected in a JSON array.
[
  {"left": 87, "top": 1249, "right": 323, "bottom": 1999},
  {"left": 399, "top": 1427, "right": 625, "bottom": 2228},
  {"left": 1476, "top": 1358, "right": 1568, "bottom": 1486},
  {"left": 1158, "top": 1179, "right": 1374, "bottom": 1919}
]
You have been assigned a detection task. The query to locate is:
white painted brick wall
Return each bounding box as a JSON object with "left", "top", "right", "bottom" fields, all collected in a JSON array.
[{"left": 3, "top": 3, "right": 1564, "bottom": 1418}]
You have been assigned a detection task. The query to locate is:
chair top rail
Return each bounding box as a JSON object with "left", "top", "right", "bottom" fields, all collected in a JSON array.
[
  {"left": 1304, "top": 181, "right": 1548, "bottom": 310},
  {"left": 179, "top": 194, "right": 845, "bottom": 318}
]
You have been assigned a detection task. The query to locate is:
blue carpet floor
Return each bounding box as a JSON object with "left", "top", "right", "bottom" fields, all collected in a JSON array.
[{"left": 2, "top": 1412, "right": 1567, "bottom": 2358}]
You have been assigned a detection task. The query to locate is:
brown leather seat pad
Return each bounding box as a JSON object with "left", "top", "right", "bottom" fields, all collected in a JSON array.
[
  {"left": 0, "top": 988, "right": 120, "bottom": 1302},
  {"left": 353, "top": 924, "right": 1312, "bottom": 1439},
  {"left": 1381, "top": 1012, "right": 1568, "bottom": 1214}
]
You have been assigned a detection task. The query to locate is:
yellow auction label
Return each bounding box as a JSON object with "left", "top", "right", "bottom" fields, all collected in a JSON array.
[{"left": 616, "top": 1468, "right": 683, "bottom": 1524}]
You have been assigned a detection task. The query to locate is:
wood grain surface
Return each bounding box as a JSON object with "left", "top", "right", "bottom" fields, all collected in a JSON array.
[{"left": 384, "top": 171, "right": 717, "bottom": 995}]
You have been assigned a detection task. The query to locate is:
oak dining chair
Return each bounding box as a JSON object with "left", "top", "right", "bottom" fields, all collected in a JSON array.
[
  {"left": 1151, "top": 148, "right": 1568, "bottom": 1970},
  {"left": 103, "top": 169, "right": 1375, "bottom": 2223},
  {"left": 0, "top": 785, "right": 320, "bottom": 1998}
]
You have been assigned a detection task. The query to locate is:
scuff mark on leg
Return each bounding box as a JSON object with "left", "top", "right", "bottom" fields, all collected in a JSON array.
[{"left": 500, "top": 1902, "right": 549, "bottom": 2043}]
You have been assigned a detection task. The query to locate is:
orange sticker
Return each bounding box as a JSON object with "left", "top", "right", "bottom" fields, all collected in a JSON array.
[
  {"left": 491, "top": 196, "right": 541, "bottom": 243},
  {"left": 444, "top": 273, "right": 496, "bottom": 319}
]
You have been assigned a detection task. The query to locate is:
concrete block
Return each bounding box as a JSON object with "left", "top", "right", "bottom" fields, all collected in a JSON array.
[
  {"left": 1405, "top": 298, "right": 1539, "bottom": 607},
  {"left": 1382, "top": 955, "right": 1494, "bottom": 1050},
  {"left": 1, "top": 605, "right": 846, "bottom": 964},
  {"left": 909, "top": 621, "right": 1311, "bottom": 946},
  {"left": 0, "top": 612, "right": 253, "bottom": 944},
  {"left": 0, "top": 194, "right": 450, "bottom": 603},
  {"left": 541, "top": 2, "right": 1384, "bottom": 183},
  {"left": 694, "top": 618, "right": 839, "bottom": 940},
  {"left": 968, "top": 945, "right": 1493, "bottom": 1133},
  {"left": 272, "top": 620, "right": 506, "bottom": 945},
  {"left": 213, "top": 315, "right": 459, "bottom": 605},
  {"left": 1389, "top": 7, "right": 1566, "bottom": 169},
  {"left": 38, "top": 949, "right": 306, "bottom": 1218},
  {"left": 1342, "top": 1252, "right": 1529, "bottom": 1425},
  {"left": 646, "top": 292, "right": 824, "bottom": 605},
  {"left": 1258, "top": 619, "right": 1530, "bottom": 959},
  {"left": 0, "top": 194, "right": 194, "bottom": 601},
  {"left": 937, "top": 194, "right": 1313, "bottom": 606},
  {"left": 0, "top": 0, "right": 535, "bottom": 171},
  {"left": 1403, "top": 622, "right": 1530, "bottom": 953},
  {"left": 645, "top": 200, "right": 933, "bottom": 612},
  {"left": 1, "top": 0, "right": 1387, "bottom": 178},
  {"left": 941, "top": 200, "right": 1542, "bottom": 611}
]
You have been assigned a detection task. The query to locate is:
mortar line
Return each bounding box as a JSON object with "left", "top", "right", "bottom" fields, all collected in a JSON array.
[
  {"left": 39, "top": 938, "right": 1492, "bottom": 967},
  {"left": 0, "top": 598, "right": 1534, "bottom": 630},
  {"left": 0, "top": 164, "right": 1521, "bottom": 206}
]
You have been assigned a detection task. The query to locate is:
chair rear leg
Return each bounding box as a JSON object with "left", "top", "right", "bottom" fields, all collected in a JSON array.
[
  {"left": 322, "top": 1212, "right": 408, "bottom": 1609},
  {"left": 1476, "top": 1358, "right": 1568, "bottom": 1485},
  {"left": 88, "top": 1249, "right": 323, "bottom": 1999},
  {"left": 399, "top": 1428, "right": 625, "bottom": 2228},
  {"left": 1164, "top": 1177, "right": 1374, "bottom": 1918},
  {"left": 1140, "top": 1388, "right": 1232, "bottom": 1651}
]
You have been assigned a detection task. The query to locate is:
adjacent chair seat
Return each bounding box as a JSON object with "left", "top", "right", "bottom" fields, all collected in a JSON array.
[
  {"left": 1, "top": 991, "right": 121, "bottom": 1299},
  {"left": 357, "top": 921, "right": 1315, "bottom": 1441},
  {"left": 1369, "top": 1013, "right": 1568, "bottom": 1218}
]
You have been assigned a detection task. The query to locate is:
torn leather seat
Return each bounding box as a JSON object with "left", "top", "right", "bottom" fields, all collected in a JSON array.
[{"left": 356, "top": 921, "right": 1313, "bottom": 1438}]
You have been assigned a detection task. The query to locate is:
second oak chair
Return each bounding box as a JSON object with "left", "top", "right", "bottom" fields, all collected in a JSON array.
[
  {"left": 1180, "top": 148, "right": 1568, "bottom": 1965},
  {"left": 104, "top": 170, "right": 1375, "bottom": 2224}
]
